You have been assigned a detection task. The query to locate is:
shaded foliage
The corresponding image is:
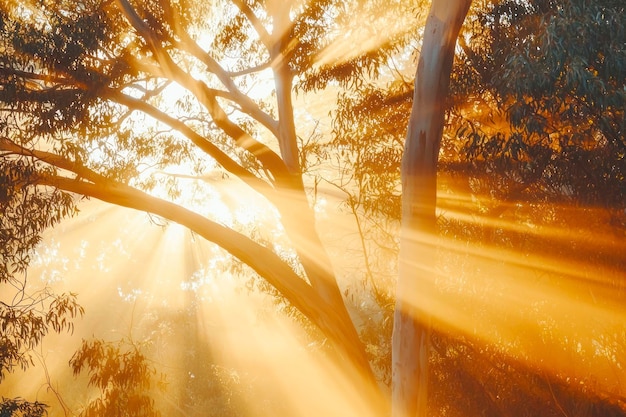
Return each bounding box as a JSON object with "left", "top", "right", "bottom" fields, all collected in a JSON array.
[
  {"left": 0, "top": 398, "right": 47, "bottom": 417},
  {"left": 430, "top": 331, "right": 626, "bottom": 417},
  {"left": 451, "top": 0, "right": 626, "bottom": 213},
  {"left": 70, "top": 339, "right": 164, "bottom": 417}
]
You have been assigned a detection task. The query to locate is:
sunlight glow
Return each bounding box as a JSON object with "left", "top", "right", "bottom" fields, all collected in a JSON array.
[
  {"left": 397, "top": 194, "right": 626, "bottom": 393},
  {"left": 3, "top": 1, "right": 624, "bottom": 415}
]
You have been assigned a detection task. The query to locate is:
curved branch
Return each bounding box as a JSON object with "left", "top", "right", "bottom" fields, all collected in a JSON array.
[
  {"left": 226, "top": 61, "right": 272, "bottom": 77},
  {"left": 168, "top": 36, "right": 278, "bottom": 135},
  {"left": 0, "top": 137, "right": 105, "bottom": 183},
  {"left": 0, "top": 67, "right": 78, "bottom": 88},
  {"left": 131, "top": 59, "right": 272, "bottom": 122},
  {"left": 3, "top": 134, "right": 376, "bottom": 386},
  {"left": 35, "top": 172, "right": 374, "bottom": 387},
  {"left": 1, "top": 133, "right": 332, "bottom": 349}
]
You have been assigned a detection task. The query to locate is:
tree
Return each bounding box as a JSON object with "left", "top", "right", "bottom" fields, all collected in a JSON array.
[
  {"left": 4, "top": 1, "right": 623, "bottom": 416},
  {"left": 0, "top": 0, "right": 408, "bottom": 413},
  {"left": 330, "top": 0, "right": 626, "bottom": 416},
  {"left": 393, "top": 2, "right": 471, "bottom": 417}
]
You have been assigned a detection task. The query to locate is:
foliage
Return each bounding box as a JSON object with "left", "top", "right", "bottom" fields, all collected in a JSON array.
[
  {"left": 0, "top": 157, "right": 77, "bottom": 281},
  {"left": 70, "top": 338, "right": 164, "bottom": 417},
  {"left": 0, "top": 0, "right": 406, "bottom": 414},
  {"left": 430, "top": 332, "right": 626, "bottom": 417},
  {"left": 0, "top": 0, "right": 624, "bottom": 415},
  {"left": 328, "top": 0, "right": 626, "bottom": 414},
  {"left": 451, "top": 0, "right": 626, "bottom": 212},
  {"left": 0, "top": 281, "right": 83, "bottom": 416},
  {"left": 0, "top": 0, "right": 389, "bottom": 382},
  {"left": 331, "top": 80, "right": 411, "bottom": 220},
  {"left": 0, "top": 291, "right": 83, "bottom": 380},
  {"left": 0, "top": 398, "right": 47, "bottom": 417},
  {"left": 332, "top": 0, "right": 626, "bottom": 217}
]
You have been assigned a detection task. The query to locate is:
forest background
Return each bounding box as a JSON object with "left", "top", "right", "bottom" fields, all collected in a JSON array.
[{"left": 0, "top": 0, "right": 625, "bottom": 416}]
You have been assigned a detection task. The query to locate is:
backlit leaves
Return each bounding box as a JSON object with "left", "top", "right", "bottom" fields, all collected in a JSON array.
[
  {"left": 70, "top": 339, "right": 164, "bottom": 417},
  {"left": 0, "top": 291, "right": 83, "bottom": 381},
  {"left": 331, "top": 81, "right": 412, "bottom": 219},
  {"left": 0, "top": 162, "right": 77, "bottom": 280}
]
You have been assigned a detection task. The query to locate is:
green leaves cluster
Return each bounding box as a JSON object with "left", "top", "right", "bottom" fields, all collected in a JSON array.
[{"left": 452, "top": 0, "right": 626, "bottom": 211}]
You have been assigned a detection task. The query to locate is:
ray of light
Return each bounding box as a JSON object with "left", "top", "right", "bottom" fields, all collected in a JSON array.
[
  {"left": 192, "top": 279, "right": 383, "bottom": 417},
  {"left": 395, "top": 201, "right": 626, "bottom": 394}
]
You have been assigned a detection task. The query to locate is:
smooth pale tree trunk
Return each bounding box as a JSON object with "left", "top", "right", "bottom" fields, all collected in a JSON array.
[{"left": 393, "top": 1, "right": 472, "bottom": 417}]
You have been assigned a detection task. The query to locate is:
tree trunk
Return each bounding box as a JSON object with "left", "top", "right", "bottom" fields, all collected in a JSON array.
[
  {"left": 267, "top": 0, "right": 379, "bottom": 389},
  {"left": 393, "top": 2, "right": 472, "bottom": 417}
]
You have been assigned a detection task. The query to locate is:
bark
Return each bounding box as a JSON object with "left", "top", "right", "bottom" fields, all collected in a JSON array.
[
  {"left": 393, "top": 2, "right": 472, "bottom": 417},
  {"left": 270, "top": 2, "right": 300, "bottom": 175},
  {"left": 264, "top": 2, "right": 371, "bottom": 385}
]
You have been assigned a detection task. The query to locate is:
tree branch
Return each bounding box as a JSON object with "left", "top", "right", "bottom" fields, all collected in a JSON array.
[
  {"left": 0, "top": 137, "right": 104, "bottom": 184},
  {"left": 105, "top": 89, "right": 274, "bottom": 191},
  {"left": 115, "top": 0, "right": 289, "bottom": 182},
  {"left": 226, "top": 61, "right": 272, "bottom": 77},
  {"left": 33, "top": 171, "right": 374, "bottom": 389},
  {"left": 0, "top": 67, "right": 79, "bottom": 88},
  {"left": 168, "top": 35, "right": 278, "bottom": 135},
  {"left": 231, "top": 0, "right": 272, "bottom": 50}
]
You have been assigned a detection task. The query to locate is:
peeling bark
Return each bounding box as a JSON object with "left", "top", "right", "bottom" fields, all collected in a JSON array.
[{"left": 393, "top": 1, "right": 472, "bottom": 417}]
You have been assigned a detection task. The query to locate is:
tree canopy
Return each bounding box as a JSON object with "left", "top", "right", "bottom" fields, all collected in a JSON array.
[{"left": 1, "top": 0, "right": 625, "bottom": 416}]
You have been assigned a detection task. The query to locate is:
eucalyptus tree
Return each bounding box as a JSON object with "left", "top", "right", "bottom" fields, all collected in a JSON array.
[
  {"left": 333, "top": 0, "right": 626, "bottom": 230},
  {"left": 332, "top": 0, "right": 626, "bottom": 415},
  {"left": 393, "top": 2, "right": 471, "bottom": 416},
  {"left": 0, "top": 0, "right": 410, "bottom": 413}
]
